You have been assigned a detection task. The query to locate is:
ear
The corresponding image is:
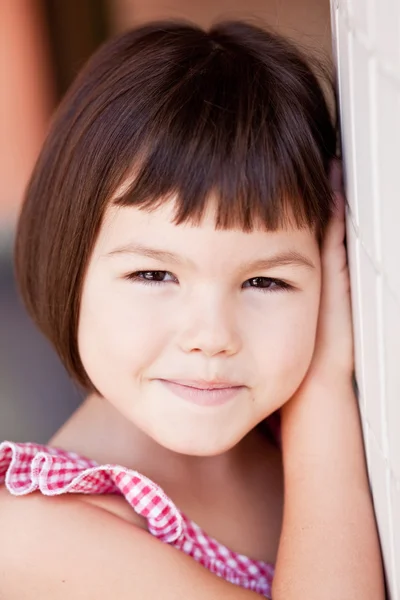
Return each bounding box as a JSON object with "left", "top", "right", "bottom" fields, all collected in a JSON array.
[{"left": 328, "top": 158, "right": 344, "bottom": 194}]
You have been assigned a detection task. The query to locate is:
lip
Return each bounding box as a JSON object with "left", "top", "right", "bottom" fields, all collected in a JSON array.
[
  {"left": 163, "top": 379, "right": 244, "bottom": 390},
  {"left": 158, "top": 379, "right": 245, "bottom": 407}
]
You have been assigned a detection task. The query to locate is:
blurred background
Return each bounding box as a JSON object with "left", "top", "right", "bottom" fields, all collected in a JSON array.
[{"left": 0, "top": 1, "right": 399, "bottom": 597}]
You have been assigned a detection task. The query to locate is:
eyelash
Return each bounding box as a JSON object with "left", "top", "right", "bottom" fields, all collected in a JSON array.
[{"left": 124, "top": 271, "right": 294, "bottom": 293}]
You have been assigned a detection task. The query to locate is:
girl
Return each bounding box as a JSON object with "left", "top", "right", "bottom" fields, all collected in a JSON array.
[{"left": 0, "top": 20, "right": 384, "bottom": 599}]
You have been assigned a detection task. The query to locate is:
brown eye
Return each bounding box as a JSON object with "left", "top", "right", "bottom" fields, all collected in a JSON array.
[
  {"left": 243, "top": 277, "right": 292, "bottom": 292},
  {"left": 140, "top": 271, "right": 168, "bottom": 281},
  {"left": 125, "top": 271, "right": 177, "bottom": 285}
]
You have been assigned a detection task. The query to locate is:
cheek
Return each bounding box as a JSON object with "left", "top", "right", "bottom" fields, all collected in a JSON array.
[
  {"left": 252, "top": 291, "right": 320, "bottom": 401},
  {"left": 278, "top": 313, "right": 317, "bottom": 374},
  {"left": 77, "top": 276, "right": 168, "bottom": 380}
]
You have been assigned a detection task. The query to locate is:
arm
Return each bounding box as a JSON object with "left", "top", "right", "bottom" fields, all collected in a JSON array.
[
  {"left": 273, "top": 377, "right": 384, "bottom": 599},
  {"left": 0, "top": 488, "right": 261, "bottom": 599},
  {"left": 272, "top": 171, "right": 385, "bottom": 599}
]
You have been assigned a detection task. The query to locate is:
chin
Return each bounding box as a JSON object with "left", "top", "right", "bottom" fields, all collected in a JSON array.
[{"left": 149, "top": 423, "right": 244, "bottom": 457}]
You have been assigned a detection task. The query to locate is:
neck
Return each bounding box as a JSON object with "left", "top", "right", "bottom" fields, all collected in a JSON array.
[{"left": 48, "top": 392, "right": 263, "bottom": 488}]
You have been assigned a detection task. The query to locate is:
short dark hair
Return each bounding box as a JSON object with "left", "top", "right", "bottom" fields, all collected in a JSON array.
[{"left": 14, "top": 20, "right": 338, "bottom": 392}]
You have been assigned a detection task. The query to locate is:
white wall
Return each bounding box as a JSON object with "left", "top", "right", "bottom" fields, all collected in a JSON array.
[{"left": 331, "top": 1, "right": 400, "bottom": 597}]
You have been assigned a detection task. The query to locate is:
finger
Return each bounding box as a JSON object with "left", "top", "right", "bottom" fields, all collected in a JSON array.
[
  {"left": 322, "top": 192, "right": 346, "bottom": 256},
  {"left": 328, "top": 158, "right": 344, "bottom": 194},
  {"left": 327, "top": 158, "right": 347, "bottom": 239}
]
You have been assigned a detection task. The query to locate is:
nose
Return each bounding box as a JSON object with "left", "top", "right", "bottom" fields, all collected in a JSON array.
[{"left": 177, "top": 293, "right": 241, "bottom": 357}]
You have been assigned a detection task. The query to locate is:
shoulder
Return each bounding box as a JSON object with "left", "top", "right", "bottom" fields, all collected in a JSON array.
[
  {"left": 0, "top": 484, "right": 145, "bottom": 596},
  {"left": 0, "top": 485, "right": 257, "bottom": 599},
  {"left": 0, "top": 482, "right": 147, "bottom": 540}
]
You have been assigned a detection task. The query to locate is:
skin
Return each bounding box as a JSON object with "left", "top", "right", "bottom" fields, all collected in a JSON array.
[
  {"left": 77, "top": 194, "right": 322, "bottom": 462},
  {"left": 0, "top": 164, "right": 384, "bottom": 598}
]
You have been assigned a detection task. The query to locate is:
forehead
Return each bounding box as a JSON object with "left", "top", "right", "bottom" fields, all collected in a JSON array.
[{"left": 95, "top": 196, "right": 319, "bottom": 262}]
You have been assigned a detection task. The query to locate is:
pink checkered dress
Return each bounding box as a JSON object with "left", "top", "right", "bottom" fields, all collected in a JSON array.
[{"left": 0, "top": 439, "right": 275, "bottom": 597}]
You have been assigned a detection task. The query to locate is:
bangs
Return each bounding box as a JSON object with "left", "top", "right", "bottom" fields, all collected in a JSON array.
[{"left": 109, "top": 22, "right": 336, "bottom": 237}]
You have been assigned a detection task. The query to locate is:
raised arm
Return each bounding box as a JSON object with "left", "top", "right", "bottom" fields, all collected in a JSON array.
[
  {"left": 272, "top": 174, "right": 385, "bottom": 599},
  {"left": 273, "top": 377, "right": 384, "bottom": 599}
]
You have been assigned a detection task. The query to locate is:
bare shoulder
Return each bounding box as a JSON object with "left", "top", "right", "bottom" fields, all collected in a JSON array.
[{"left": 0, "top": 485, "right": 259, "bottom": 600}]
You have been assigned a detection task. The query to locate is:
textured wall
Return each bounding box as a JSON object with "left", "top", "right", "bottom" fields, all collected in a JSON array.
[{"left": 331, "top": 1, "right": 400, "bottom": 597}]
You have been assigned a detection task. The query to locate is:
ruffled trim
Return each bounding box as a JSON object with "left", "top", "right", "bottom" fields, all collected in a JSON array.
[
  {"left": 177, "top": 513, "right": 274, "bottom": 595},
  {"left": 0, "top": 440, "right": 183, "bottom": 543},
  {"left": 0, "top": 440, "right": 274, "bottom": 597}
]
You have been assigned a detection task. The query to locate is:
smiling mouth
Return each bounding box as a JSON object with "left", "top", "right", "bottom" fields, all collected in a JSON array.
[
  {"left": 157, "top": 379, "right": 245, "bottom": 406},
  {"left": 160, "top": 379, "right": 244, "bottom": 390}
]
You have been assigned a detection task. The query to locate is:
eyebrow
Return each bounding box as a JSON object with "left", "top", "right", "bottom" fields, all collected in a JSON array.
[{"left": 104, "top": 243, "right": 316, "bottom": 271}]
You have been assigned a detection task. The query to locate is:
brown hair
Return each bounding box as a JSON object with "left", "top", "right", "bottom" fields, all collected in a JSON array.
[{"left": 14, "top": 20, "right": 338, "bottom": 392}]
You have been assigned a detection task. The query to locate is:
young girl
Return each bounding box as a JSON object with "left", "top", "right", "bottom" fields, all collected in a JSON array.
[{"left": 0, "top": 20, "right": 384, "bottom": 599}]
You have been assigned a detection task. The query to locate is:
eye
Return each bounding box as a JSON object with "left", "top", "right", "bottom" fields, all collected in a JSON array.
[
  {"left": 124, "top": 271, "right": 177, "bottom": 285},
  {"left": 243, "top": 277, "right": 293, "bottom": 293}
]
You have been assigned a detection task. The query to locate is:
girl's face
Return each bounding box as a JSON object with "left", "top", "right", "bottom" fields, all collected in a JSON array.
[{"left": 78, "top": 196, "right": 322, "bottom": 456}]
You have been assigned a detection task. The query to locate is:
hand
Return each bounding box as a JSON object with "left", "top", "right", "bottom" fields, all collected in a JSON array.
[{"left": 299, "top": 159, "right": 354, "bottom": 389}]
